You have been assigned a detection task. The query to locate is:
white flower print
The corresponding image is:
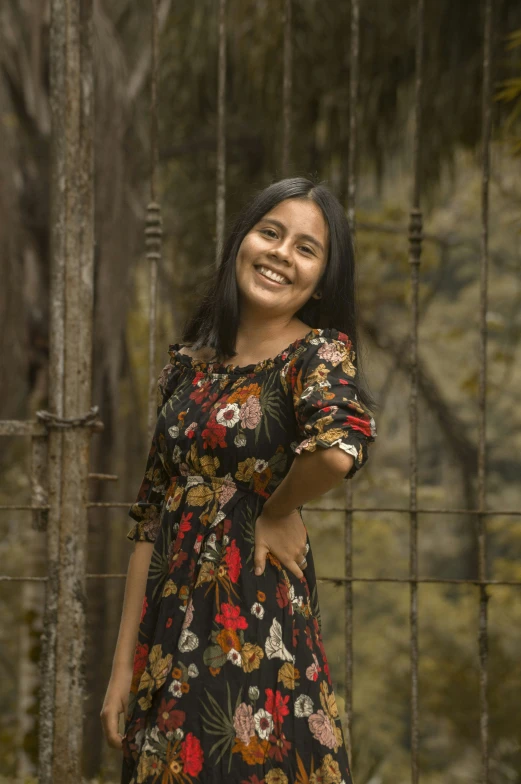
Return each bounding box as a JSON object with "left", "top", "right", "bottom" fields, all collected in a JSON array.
[
  {"left": 216, "top": 403, "right": 241, "bottom": 428},
  {"left": 251, "top": 602, "right": 265, "bottom": 619},
  {"left": 254, "top": 708, "right": 274, "bottom": 740},
  {"left": 227, "top": 648, "right": 242, "bottom": 666},
  {"left": 254, "top": 458, "right": 269, "bottom": 473},
  {"left": 248, "top": 685, "right": 260, "bottom": 701},
  {"left": 177, "top": 628, "right": 199, "bottom": 653},
  {"left": 265, "top": 617, "right": 294, "bottom": 662},
  {"left": 168, "top": 679, "right": 183, "bottom": 698},
  {"left": 187, "top": 663, "right": 199, "bottom": 678},
  {"left": 294, "top": 694, "right": 314, "bottom": 718}
]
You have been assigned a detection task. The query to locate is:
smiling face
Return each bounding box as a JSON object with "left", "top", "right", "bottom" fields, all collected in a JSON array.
[{"left": 235, "top": 198, "right": 329, "bottom": 325}]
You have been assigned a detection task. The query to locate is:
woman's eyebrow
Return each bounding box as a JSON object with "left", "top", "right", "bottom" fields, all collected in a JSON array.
[{"left": 260, "top": 217, "right": 324, "bottom": 254}]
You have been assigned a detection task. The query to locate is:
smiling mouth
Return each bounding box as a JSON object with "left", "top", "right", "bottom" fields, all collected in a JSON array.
[{"left": 254, "top": 266, "right": 292, "bottom": 286}]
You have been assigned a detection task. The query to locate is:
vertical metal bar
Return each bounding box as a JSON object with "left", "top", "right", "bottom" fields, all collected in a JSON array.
[
  {"left": 215, "top": 0, "right": 227, "bottom": 267},
  {"left": 147, "top": 0, "right": 162, "bottom": 440},
  {"left": 281, "top": 0, "right": 292, "bottom": 176},
  {"left": 41, "top": 1, "right": 95, "bottom": 780},
  {"left": 39, "top": 0, "right": 67, "bottom": 777},
  {"left": 478, "top": 1, "right": 493, "bottom": 781},
  {"left": 31, "top": 435, "right": 48, "bottom": 532},
  {"left": 343, "top": 0, "right": 360, "bottom": 771},
  {"left": 408, "top": 0, "right": 424, "bottom": 782},
  {"left": 347, "top": 0, "right": 359, "bottom": 232}
]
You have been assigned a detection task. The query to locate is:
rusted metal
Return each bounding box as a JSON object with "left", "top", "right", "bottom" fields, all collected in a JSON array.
[
  {"left": 146, "top": 0, "right": 162, "bottom": 440},
  {"left": 146, "top": 202, "right": 162, "bottom": 440},
  {"left": 281, "top": 0, "right": 292, "bottom": 176},
  {"left": 478, "top": 1, "right": 493, "bottom": 781},
  {"left": 31, "top": 435, "right": 48, "bottom": 532},
  {"left": 341, "top": 0, "right": 361, "bottom": 768},
  {"left": 347, "top": 0, "right": 359, "bottom": 232},
  {"left": 215, "top": 0, "right": 227, "bottom": 267},
  {"left": 407, "top": 0, "right": 424, "bottom": 781},
  {"left": 38, "top": 0, "right": 95, "bottom": 781},
  {"left": 0, "top": 421, "right": 47, "bottom": 436},
  {"left": 3, "top": 574, "right": 521, "bottom": 587}
]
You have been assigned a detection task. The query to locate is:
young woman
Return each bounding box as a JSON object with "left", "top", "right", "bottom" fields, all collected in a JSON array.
[{"left": 101, "top": 176, "right": 378, "bottom": 784}]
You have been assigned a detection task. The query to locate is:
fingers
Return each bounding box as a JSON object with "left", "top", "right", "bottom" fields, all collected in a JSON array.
[
  {"left": 100, "top": 705, "right": 123, "bottom": 749},
  {"left": 254, "top": 543, "right": 269, "bottom": 576}
]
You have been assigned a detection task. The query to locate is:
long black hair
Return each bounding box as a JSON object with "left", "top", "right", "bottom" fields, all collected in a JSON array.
[{"left": 181, "top": 176, "right": 378, "bottom": 413}]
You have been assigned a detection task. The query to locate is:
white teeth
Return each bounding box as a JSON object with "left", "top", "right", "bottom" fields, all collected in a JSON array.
[{"left": 256, "top": 266, "right": 290, "bottom": 285}]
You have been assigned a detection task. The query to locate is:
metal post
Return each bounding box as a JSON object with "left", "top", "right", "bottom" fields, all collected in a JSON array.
[{"left": 39, "top": 0, "right": 95, "bottom": 780}]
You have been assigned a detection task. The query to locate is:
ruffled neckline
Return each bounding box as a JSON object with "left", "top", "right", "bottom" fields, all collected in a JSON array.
[{"left": 168, "top": 327, "right": 333, "bottom": 375}]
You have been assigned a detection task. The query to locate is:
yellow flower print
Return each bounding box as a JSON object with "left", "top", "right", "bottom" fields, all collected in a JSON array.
[
  {"left": 240, "top": 642, "right": 264, "bottom": 672},
  {"left": 277, "top": 661, "right": 300, "bottom": 689},
  {"left": 265, "top": 768, "right": 289, "bottom": 784}
]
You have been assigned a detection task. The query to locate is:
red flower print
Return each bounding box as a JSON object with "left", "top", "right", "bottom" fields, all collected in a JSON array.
[
  {"left": 345, "top": 413, "right": 373, "bottom": 437},
  {"left": 275, "top": 580, "right": 289, "bottom": 610},
  {"left": 215, "top": 602, "right": 248, "bottom": 631},
  {"left": 156, "top": 698, "right": 186, "bottom": 733},
  {"left": 201, "top": 418, "right": 228, "bottom": 449},
  {"left": 176, "top": 513, "right": 193, "bottom": 542},
  {"left": 133, "top": 643, "right": 149, "bottom": 678},
  {"left": 264, "top": 689, "right": 290, "bottom": 727},
  {"left": 180, "top": 731, "right": 204, "bottom": 777},
  {"left": 140, "top": 595, "right": 148, "bottom": 624},
  {"left": 240, "top": 775, "right": 264, "bottom": 784},
  {"left": 267, "top": 729, "right": 292, "bottom": 762},
  {"left": 166, "top": 617, "right": 173, "bottom": 628},
  {"left": 223, "top": 539, "right": 242, "bottom": 583}
]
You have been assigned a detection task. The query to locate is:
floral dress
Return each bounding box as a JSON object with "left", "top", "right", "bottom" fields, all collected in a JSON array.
[{"left": 121, "top": 327, "right": 377, "bottom": 784}]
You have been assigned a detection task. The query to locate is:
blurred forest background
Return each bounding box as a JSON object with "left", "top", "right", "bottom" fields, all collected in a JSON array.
[{"left": 1, "top": 0, "right": 521, "bottom": 782}]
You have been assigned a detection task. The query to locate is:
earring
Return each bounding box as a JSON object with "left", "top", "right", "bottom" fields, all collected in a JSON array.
[{"left": 312, "top": 291, "right": 322, "bottom": 300}]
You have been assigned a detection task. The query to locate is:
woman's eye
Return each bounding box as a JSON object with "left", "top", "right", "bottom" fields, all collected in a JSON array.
[
  {"left": 261, "top": 228, "right": 277, "bottom": 238},
  {"left": 300, "top": 246, "right": 313, "bottom": 255}
]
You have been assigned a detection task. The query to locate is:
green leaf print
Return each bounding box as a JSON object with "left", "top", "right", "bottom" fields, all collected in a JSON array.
[
  {"left": 255, "top": 371, "right": 290, "bottom": 445},
  {"left": 199, "top": 680, "right": 243, "bottom": 772},
  {"left": 148, "top": 523, "right": 173, "bottom": 602}
]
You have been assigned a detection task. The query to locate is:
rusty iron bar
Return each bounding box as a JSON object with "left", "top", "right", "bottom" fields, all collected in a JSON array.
[
  {"left": 4, "top": 503, "right": 521, "bottom": 516},
  {"left": 2, "top": 574, "right": 521, "bottom": 586},
  {"left": 341, "top": 0, "right": 361, "bottom": 768},
  {"left": 407, "top": 0, "right": 424, "bottom": 780},
  {"left": 39, "top": 0, "right": 95, "bottom": 781},
  {"left": 281, "top": 0, "right": 292, "bottom": 176},
  {"left": 31, "top": 435, "right": 48, "bottom": 532},
  {"left": 0, "top": 420, "right": 47, "bottom": 436},
  {"left": 146, "top": 0, "right": 162, "bottom": 440},
  {"left": 346, "top": 0, "right": 359, "bottom": 233},
  {"left": 215, "top": 0, "right": 227, "bottom": 268},
  {"left": 478, "top": 1, "right": 493, "bottom": 781}
]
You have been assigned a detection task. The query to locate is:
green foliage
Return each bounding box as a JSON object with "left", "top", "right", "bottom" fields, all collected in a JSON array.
[{"left": 496, "top": 28, "right": 521, "bottom": 155}]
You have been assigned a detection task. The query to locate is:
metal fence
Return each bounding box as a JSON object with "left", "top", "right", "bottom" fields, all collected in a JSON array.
[{"left": 0, "top": 1, "right": 517, "bottom": 783}]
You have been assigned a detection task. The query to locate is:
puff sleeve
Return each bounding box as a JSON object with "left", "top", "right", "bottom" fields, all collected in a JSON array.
[
  {"left": 289, "top": 329, "right": 377, "bottom": 480},
  {"left": 126, "top": 361, "right": 177, "bottom": 543}
]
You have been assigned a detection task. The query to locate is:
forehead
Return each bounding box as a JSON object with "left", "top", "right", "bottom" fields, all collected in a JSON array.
[{"left": 259, "top": 199, "right": 328, "bottom": 242}]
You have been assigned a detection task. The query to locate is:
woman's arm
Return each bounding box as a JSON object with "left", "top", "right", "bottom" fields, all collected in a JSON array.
[
  {"left": 253, "top": 447, "right": 353, "bottom": 579},
  {"left": 263, "top": 445, "right": 353, "bottom": 518},
  {"left": 100, "top": 541, "right": 154, "bottom": 749}
]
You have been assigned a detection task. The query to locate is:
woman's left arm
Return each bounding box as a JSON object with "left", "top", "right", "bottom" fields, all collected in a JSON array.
[{"left": 253, "top": 447, "right": 352, "bottom": 580}]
